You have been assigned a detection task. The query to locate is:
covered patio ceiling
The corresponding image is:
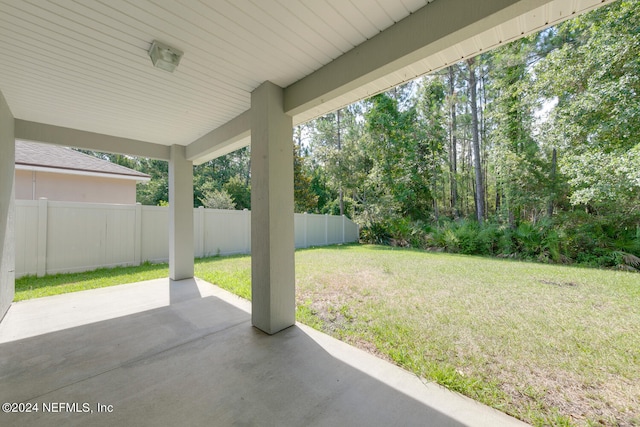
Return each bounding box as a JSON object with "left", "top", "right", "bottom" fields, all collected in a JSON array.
[{"left": 0, "top": 0, "right": 610, "bottom": 163}]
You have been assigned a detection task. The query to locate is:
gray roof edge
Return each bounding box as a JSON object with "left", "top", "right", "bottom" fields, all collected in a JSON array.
[{"left": 15, "top": 140, "right": 151, "bottom": 179}]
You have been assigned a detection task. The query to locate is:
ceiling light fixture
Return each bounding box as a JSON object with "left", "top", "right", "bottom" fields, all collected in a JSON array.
[{"left": 148, "top": 40, "right": 183, "bottom": 73}]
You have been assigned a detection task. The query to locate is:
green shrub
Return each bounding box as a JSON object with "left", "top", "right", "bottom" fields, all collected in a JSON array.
[
  {"left": 539, "top": 229, "right": 560, "bottom": 263},
  {"left": 358, "top": 211, "right": 639, "bottom": 272},
  {"left": 428, "top": 220, "right": 459, "bottom": 253},
  {"left": 478, "top": 222, "right": 501, "bottom": 255},
  {"left": 360, "top": 222, "right": 391, "bottom": 245},
  {"left": 443, "top": 228, "right": 460, "bottom": 253},
  {"left": 497, "top": 226, "right": 516, "bottom": 256},
  {"left": 455, "top": 220, "right": 482, "bottom": 255},
  {"left": 515, "top": 222, "right": 542, "bottom": 258},
  {"left": 388, "top": 218, "right": 412, "bottom": 247}
]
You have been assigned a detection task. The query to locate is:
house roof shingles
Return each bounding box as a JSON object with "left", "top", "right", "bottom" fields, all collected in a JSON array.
[{"left": 15, "top": 140, "right": 150, "bottom": 179}]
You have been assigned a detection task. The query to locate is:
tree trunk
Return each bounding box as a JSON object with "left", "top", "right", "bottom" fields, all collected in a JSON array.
[
  {"left": 468, "top": 58, "right": 485, "bottom": 224},
  {"left": 448, "top": 67, "right": 458, "bottom": 217},
  {"left": 337, "top": 109, "right": 344, "bottom": 216},
  {"left": 547, "top": 147, "right": 557, "bottom": 219},
  {"left": 433, "top": 149, "right": 439, "bottom": 221}
]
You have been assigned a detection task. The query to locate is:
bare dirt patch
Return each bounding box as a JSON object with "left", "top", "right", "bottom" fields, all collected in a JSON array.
[{"left": 539, "top": 279, "right": 580, "bottom": 287}]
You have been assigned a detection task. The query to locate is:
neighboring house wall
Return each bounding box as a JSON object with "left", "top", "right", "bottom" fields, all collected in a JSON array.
[
  {"left": 14, "top": 140, "right": 149, "bottom": 205},
  {"left": 15, "top": 169, "right": 137, "bottom": 204}
]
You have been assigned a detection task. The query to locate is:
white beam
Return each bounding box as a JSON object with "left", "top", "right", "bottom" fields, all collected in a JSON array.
[
  {"left": 250, "top": 81, "right": 295, "bottom": 335},
  {"left": 15, "top": 120, "right": 170, "bottom": 160},
  {"left": 0, "top": 91, "right": 15, "bottom": 321},
  {"left": 186, "top": 110, "right": 251, "bottom": 165},
  {"left": 169, "top": 145, "right": 194, "bottom": 281},
  {"left": 284, "top": 0, "right": 553, "bottom": 118}
]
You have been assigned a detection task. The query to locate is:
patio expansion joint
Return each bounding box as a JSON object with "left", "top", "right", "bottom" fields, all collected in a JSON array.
[{"left": 19, "top": 318, "right": 249, "bottom": 403}]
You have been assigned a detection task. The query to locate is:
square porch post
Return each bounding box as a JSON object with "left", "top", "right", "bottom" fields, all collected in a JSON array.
[
  {"left": 169, "top": 144, "right": 194, "bottom": 281},
  {"left": 250, "top": 81, "right": 295, "bottom": 334},
  {"left": 0, "top": 90, "right": 15, "bottom": 321}
]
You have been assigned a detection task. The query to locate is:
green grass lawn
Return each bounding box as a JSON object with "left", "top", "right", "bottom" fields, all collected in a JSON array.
[
  {"left": 14, "top": 262, "right": 170, "bottom": 301},
  {"left": 14, "top": 245, "right": 640, "bottom": 426}
]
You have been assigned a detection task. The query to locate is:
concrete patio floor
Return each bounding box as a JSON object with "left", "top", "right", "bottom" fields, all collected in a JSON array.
[{"left": 0, "top": 278, "right": 528, "bottom": 426}]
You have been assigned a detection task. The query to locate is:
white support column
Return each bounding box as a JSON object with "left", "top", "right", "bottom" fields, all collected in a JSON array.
[
  {"left": 0, "top": 90, "right": 15, "bottom": 322},
  {"left": 250, "top": 81, "right": 295, "bottom": 335},
  {"left": 169, "top": 145, "right": 194, "bottom": 281}
]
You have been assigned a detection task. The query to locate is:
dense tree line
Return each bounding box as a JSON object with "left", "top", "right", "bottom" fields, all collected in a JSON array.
[{"left": 294, "top": 1, "right": 640, "bottom": 270}]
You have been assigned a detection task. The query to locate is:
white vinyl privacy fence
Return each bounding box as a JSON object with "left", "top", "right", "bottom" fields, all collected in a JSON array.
[{"left": 15, "top": 199, "right": 359, "bottom": 278}]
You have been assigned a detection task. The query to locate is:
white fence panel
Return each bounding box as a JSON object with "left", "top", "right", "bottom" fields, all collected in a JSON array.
[
  {"left": 294, "top": 213, "right": 306, "bottom": 248},
  {"left": 14, "top": 201, "right": 38, "bottom": 276},
  {"left": 202, "top": 209, "right": 251, "bottom": 256},
  {"left": 140, "top": 206, "right": 168, "bottom": 263},
  {"left": 15, "top": 200, "right": 359, "bottom": 278},
  {"left": 45, "top": 202, "right": 136, "bottom": 275},
  {"left": 305, "top": 214, "right": 327, "bottom": 246},
  {"left": 345, "top": 219, "right": 359, "bottom": 242},
  {"left": 327, "top": 215, "right": 343, "bottom": 244}
]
